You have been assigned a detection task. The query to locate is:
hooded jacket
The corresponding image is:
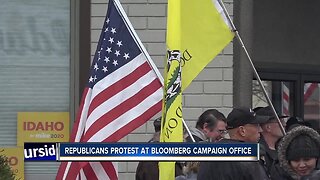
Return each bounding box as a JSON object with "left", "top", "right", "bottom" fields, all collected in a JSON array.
[{"left": 277, "top": 126, "right": 320, "bottom": 180}]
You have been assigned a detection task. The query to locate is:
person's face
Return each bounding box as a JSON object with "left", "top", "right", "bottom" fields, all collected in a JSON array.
[
  {"left": 266, "top": 118, "right": 286, "bottom": 138},
  {"left": 212, "top": 120, "right": 227, "bottom": 142},
  {"left": 289, "top": 157, "right": 317, "bottom": 177},
  {"left": 204, "top": 120, "right": 227, "bottom": 142},
  {"left": 242, "top": 123, "right": 262, "bottom": 143}
]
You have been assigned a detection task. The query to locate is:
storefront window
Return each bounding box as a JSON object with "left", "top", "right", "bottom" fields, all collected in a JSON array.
[
  {"left": 0, "top": 0, "right": 70, "bottom": 175},
  {"left": 303, "top": 82, "right": 320, "bottom": 132},
  {"left": 252, "top": 80, "right": 293, "bottom": 116},
  {"left": 253, "top": 79, "right": 320, "bottom": 133}
]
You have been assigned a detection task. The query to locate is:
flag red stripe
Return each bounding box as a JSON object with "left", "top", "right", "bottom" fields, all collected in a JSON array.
[
  {"left": 83, "top": 164, "right": 98, "bottom": 180},
  {"left": 104, "top": 100, "right": 162, "bottom": 142},
  {"left": 101, "top": 162, "right": 118, "bottom": 180},
  {"left": 56, "top": 162, "right": 68, "bottom": 180},
  {"left": 87, "top": 62, "right": 151, "bottom": 117},
  {"left": 82, "top": 79, "right": 161, "bottom": 142},
  {"left": 304, "top": 83, "right": 317, "bottom": 103},
  {"left": 64, "top": 162, "right": 81, "bottom": 180}
]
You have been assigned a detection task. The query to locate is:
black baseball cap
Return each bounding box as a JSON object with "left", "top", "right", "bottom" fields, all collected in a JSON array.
[
  {"left": 227, "top": 107, "right": 269, "bottom": 129},
  {"left": 255, "top": 106, "right": 289, "bottom": 121}
]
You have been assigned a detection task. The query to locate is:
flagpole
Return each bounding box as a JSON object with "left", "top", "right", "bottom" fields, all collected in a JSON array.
[
  {"left": 182, "top": 118, "right": 195, "bottom": 142},
  {"left": 217, "top": 0, "right": 286, "bottom": 135},
  {"left": 112, "top": 0, "right": 196, "bottom": 142}
]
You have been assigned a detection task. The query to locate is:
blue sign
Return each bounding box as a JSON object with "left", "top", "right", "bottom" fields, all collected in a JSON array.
[
  {"left": 58, "top": 143, "right": 259, "bottom": 161},
  {"left": 24, "top": 143, "right": 57, "bottom": 161}
]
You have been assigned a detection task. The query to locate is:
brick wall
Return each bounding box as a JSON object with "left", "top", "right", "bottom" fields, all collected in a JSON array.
[{"left": 91, "top": 0, "right": 234, "bottom": 179}]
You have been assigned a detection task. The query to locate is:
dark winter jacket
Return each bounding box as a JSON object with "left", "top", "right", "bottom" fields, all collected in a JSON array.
[
  {"left": 259, "top": 136, "right": 278, "bottom": 175},
  {"left": 277, "top": 126, "right": 320, "bottom": 180},
  {"left": 135, "top": 161, "right": 183, "bottom": 180},
  {"left": 197, "top": 139, "right": 270, "bottom": 180}
]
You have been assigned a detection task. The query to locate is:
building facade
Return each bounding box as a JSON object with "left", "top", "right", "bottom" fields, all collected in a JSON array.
[{"left": 0, "top": 0, "right": 319, "bottom": 179}]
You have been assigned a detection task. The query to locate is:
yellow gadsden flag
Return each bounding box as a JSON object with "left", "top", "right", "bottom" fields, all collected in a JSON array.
[
  {"left": 167, "top": 0, "right": 235, "bottom": 91},
  {"left": 159, "top": 50, "right": 183, "bottom": 179},
  {"left": 159, "top": 0, "right": 234, "bottom": 179}
]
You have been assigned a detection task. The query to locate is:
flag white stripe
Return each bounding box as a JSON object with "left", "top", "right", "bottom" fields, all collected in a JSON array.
[
  {"left": 88, "top": 87, "right": 162, "bottom": 142},
  {"left": 79, "top": 169, "right": 87, "bottom": 180},
  {"left": 89, "top": 162, "right": 109, "bottom": 179},
  {"left": 63, "top": 162, "right": 72, "bottom": 180},
  {"left": 85, "top": 70, "right": 159, "bottom": 133},
  {"left": 75, "top": 89, "right": 92, "bottom": 142}
]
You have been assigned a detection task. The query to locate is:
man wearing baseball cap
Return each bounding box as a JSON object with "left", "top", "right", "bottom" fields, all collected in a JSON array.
[
  {"left": 226, "top": 107, "right": 269, "bottom": 143},
  {"left": 255, "top": 106, "right": 288, "bottom": 179},
  {"left": 198, "top": 107, "right": 270, "bottom": 180}
]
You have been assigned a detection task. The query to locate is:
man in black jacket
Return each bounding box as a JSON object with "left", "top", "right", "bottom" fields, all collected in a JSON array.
[
  {"left": 197, "top": 107, "right": 270, "bottom": 180},
  {"left": 255, "top": 106, "right": 287, "bottom": 177}
]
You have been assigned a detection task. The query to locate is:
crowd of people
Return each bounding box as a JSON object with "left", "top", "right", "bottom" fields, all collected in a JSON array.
[{"left": 136, "top": 106, "right": 320, "bottom": 180}]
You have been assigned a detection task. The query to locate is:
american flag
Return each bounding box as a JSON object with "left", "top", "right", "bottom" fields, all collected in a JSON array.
[{"left": 56, "top": 0, "right": 163, "bottom": 179}]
